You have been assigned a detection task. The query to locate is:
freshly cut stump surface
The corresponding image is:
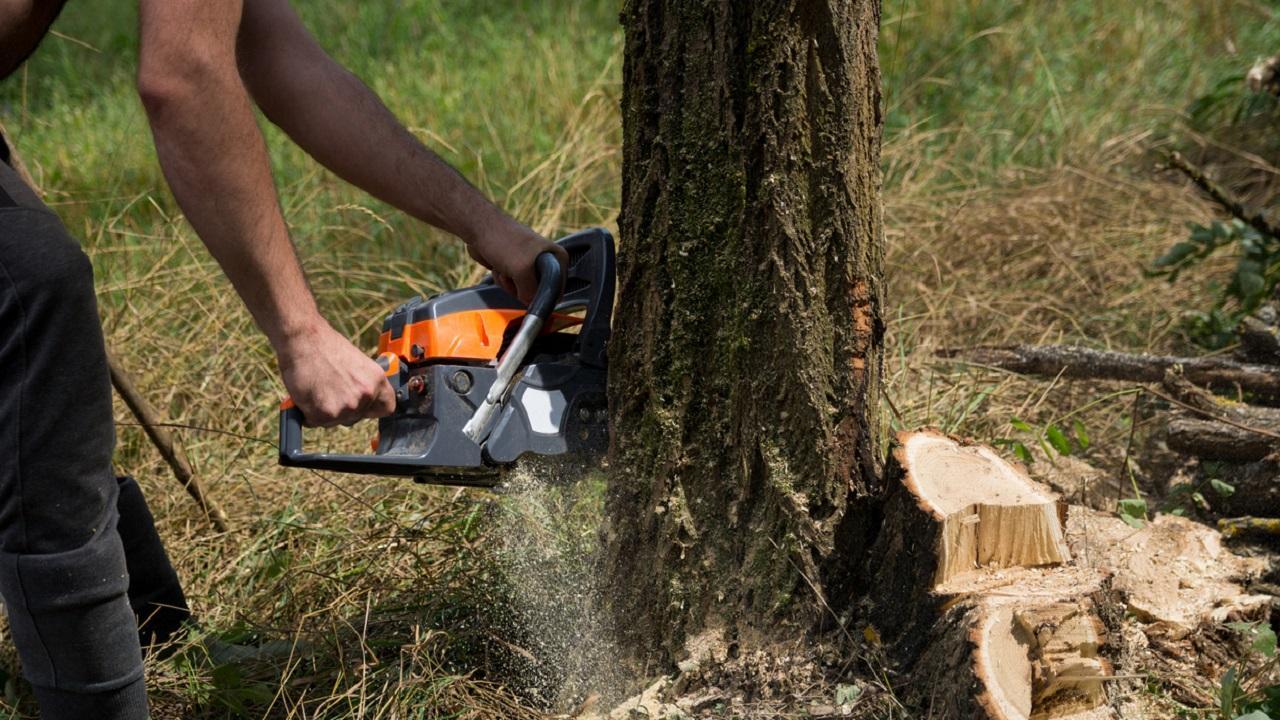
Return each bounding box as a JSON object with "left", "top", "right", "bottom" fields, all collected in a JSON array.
[
  {"left": 900, "top": 430, "right": 1071, "bottom": 585},
  {"left": 872, "top": 430, "right": 1114, "bottom": 720}
]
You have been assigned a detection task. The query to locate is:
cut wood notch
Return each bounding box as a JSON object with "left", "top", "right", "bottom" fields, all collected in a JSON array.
[{"left": 870, "top": 430, "right": 1114, "bottom": 720}]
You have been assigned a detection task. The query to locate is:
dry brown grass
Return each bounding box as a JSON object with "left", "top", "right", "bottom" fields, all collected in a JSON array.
[{"left": 3, "top": 0, "right": 1276, "bottom": 717}]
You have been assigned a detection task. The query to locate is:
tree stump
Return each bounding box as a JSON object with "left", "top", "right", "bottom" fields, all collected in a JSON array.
[{"left": 870, "top": 430, "right": 1115, "bottom": 720}]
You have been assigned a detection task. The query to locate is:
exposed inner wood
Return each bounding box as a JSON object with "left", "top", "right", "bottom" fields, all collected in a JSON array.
[
  {"left": 889, "top": 431, "right": 1111, "bottom": 720},
  {"left": 901, "top": 431, "right": 1071, "bottom": 586},
  {"left": 1065, "top": 509, "right": 1268, "bottom": 627}
]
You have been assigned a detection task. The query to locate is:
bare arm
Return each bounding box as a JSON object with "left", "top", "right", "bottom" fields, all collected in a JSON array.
[
  {"left": 137, "top": 0, "right": 393, "bottom": 427},
  {"left": 234, "top": 0, "right": 565, "bottom": 302}
]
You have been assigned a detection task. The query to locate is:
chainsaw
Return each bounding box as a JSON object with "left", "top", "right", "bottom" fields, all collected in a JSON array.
[{"left": 278, "top": 227, "right": 614, "bottom": 487}]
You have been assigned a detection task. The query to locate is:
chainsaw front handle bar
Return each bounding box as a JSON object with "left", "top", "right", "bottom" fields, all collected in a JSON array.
[
  {"left": 279, "top": 250, "right": 563, "bottom": 472},
  {"left": 462, "top": 251, "right": 562, "bottom": 442}
]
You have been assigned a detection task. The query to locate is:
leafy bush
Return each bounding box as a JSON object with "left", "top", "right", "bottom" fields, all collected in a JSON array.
[{"left": 1152, "top": 218, "right": 1279, "bottom": 348}]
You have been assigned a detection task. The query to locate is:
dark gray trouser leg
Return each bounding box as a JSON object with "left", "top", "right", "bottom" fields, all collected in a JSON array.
[
  {"left": 116, "top": 475, "right": 189, "bottom": 653},
  {"left": 0, "top": 159, "right": 148, "bottom": 718}
]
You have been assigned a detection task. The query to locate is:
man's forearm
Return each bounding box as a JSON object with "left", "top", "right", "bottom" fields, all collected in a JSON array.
[
  {"left": 139, "top": 7, "right": 322, "bottom": 350},
  {"left": 236, "top": 0, "right": 520, "bottom": 243}
]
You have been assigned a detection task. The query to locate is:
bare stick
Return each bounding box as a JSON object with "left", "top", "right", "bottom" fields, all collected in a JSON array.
[
  {"left": 1167, "top": 151, "right": 1280, "bottom": 240},
  {"left": 938, "top": 344, "right": 1280, "bottom": 402},
  {"left": 107, "top": 351, "right": 230, "bottom": 532}
]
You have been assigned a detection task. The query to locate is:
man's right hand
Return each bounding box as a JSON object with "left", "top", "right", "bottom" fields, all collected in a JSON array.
[{"left": 276, "top": 321, "right": 396, "bottom": 427}]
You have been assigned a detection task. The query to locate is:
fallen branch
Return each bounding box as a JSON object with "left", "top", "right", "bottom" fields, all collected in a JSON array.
[
  {"left": 108, "top": 352, "right": 230, "bottom": 533},
  {"left": 1166, "top": 418, "right": 1276, "bottom": 462},
  {"left": 938, "top": 344, "right": 1280, "bottom": 402},
  {"left": 1156, "top": 372, "right": 1280, "bottom": 460},
  {"left": 1167, "top": 151, "right": 1280, "bottom": 241}
]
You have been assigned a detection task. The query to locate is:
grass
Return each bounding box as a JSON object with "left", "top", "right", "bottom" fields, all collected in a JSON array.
[{"left": 2, "top": 0, "right": 1279, "bottom": 716}]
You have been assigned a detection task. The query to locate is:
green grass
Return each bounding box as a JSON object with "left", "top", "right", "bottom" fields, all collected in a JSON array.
[
  {"left": 2, "top": 0, "right": 1279, "bottom": 716},
  {"left": 880, "top": 0, "right": 1280, "bottom": 183}
]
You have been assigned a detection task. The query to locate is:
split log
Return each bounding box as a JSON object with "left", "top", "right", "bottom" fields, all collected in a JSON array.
[
  {"left": 1160, "top": 370, "right": 1280, "bottom": 461},
  {"left": 937, "top": 344, "right": 1280, "bottom": 402},
  {"left": 911, "top": 583, "right": 1114, "bottom": 720},
  {"left": 870, "top": 430, "right": 1114, "bottom": 720},
  {"left": 1166, "top": 418, "right": 1276, "bottom": 461},
  {"left": 1065, "top": 509, "right": 1269, "bottom": 706}
]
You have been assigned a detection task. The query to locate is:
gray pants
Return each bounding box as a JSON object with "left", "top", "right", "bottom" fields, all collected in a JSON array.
[{"left": 0, "top": 143, "right": 187, "bottom": 718}]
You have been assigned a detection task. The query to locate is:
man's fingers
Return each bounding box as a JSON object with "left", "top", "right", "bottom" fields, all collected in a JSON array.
[
  {"left": 513, "top": 269, "right": 539, "bottom": 306},
  {"left": 495, "top": 272, "right": 518, "bottom": 298},
  {"left": 371, "top": 377, "right": 396, "bottom": 417},
  {"left": 550, "top": 244, "right": 570, "bottom": 292}
]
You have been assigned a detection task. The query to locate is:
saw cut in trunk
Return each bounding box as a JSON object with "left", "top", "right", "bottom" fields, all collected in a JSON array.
[{"left": 871, "top": 430, "right": 1114, "bottom": 720}]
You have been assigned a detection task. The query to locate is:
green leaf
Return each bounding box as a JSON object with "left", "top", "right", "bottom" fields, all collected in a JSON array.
[
  {"left": 1012, "top": 442, "right": 1033, "bottom": 465},
  {"left": 1117, "top": 497, "right": 1147, "bottom": 528},
  {"left": 1072, "top": 419, "right": 1089, "bottom": 450},
  {"left": 1211, "top": 478, "right": 1236, "bottom": 497},
  {"left": 1223, "top": 667, "right": 1241, "bottom": 717},
  {"left": 1239, "top": 269, "right": 1266, "bottom": 301},
  {"left": 1156, "top": 242, "right": 1198, "bottom": 267},
  {"left": 1046, "top": 424, "right": 1071, "bottom": 456},
  {"left": 1254, "top": 625, "right": 1278, "bottom": 658},
  {"left": 835, "top": 684, "right": 862, "bottom": 706},
  {"left": 1193, "top": 492, "right": 1209, "bottom": 510},
  {"left": 211, "top": 663, "right": 243, "bottom": 690},
  {"left": 1010, "top": 417, "right": 1033, "bottom": 433},
  {"left": 1234, "top": 710, "right": 1272, "bottom": 720},
  {"left": 1191, "top": 225, "right": 1215, "bottom": 244}
]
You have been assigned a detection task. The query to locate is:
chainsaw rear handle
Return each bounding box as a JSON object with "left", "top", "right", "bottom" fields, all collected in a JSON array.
[{"left": 280, "top": 250, "right": 562, "bottom": 469}]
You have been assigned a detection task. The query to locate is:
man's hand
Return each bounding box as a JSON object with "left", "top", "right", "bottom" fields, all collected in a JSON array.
[
  {"left": 464, "top": 218, "right": 569, "bottom": 303},
  {"left": 277, "top": 322, "right": 396, "bottom": 427}
]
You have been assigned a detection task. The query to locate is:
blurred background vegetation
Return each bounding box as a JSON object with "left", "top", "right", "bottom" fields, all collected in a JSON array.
[{"left": 1, "top": 0, "right": 1278, "bottom": 717}]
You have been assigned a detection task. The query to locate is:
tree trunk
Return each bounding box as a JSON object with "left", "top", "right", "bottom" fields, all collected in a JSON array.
[{"left": 602, "top": 0, "right": 885, "bottom": 673}]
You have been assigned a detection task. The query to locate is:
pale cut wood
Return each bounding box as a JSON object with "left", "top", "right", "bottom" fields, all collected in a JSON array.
[
  {"left": 900, "top": 430, "right": 1071, "bottom": 586},
  {"left": 911, "top": 568, "right": 1114, "bottom": 720},
  {"left": 873, "top": 430, "right": 1112, "bottom": 720},
  {"left": 1066, "top": 509, "right": 1268, "bottom": 628}
]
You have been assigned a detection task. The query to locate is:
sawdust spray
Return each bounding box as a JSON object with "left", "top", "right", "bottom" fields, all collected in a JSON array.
[{"left": 492, "top": 462, "right": 624, "bottom": 710}]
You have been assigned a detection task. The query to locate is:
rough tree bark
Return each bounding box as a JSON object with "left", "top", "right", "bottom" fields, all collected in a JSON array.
[{"left": 602, "top": 0, "right": 885, "bottom": 672}]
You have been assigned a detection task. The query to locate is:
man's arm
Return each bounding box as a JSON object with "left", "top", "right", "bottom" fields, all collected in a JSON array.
[
  {"left": 137, "top": 0, "right": 394, "bottom": 427},
  {"left": 234, "top": 0, "right": 566, "bottom": 303}
]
